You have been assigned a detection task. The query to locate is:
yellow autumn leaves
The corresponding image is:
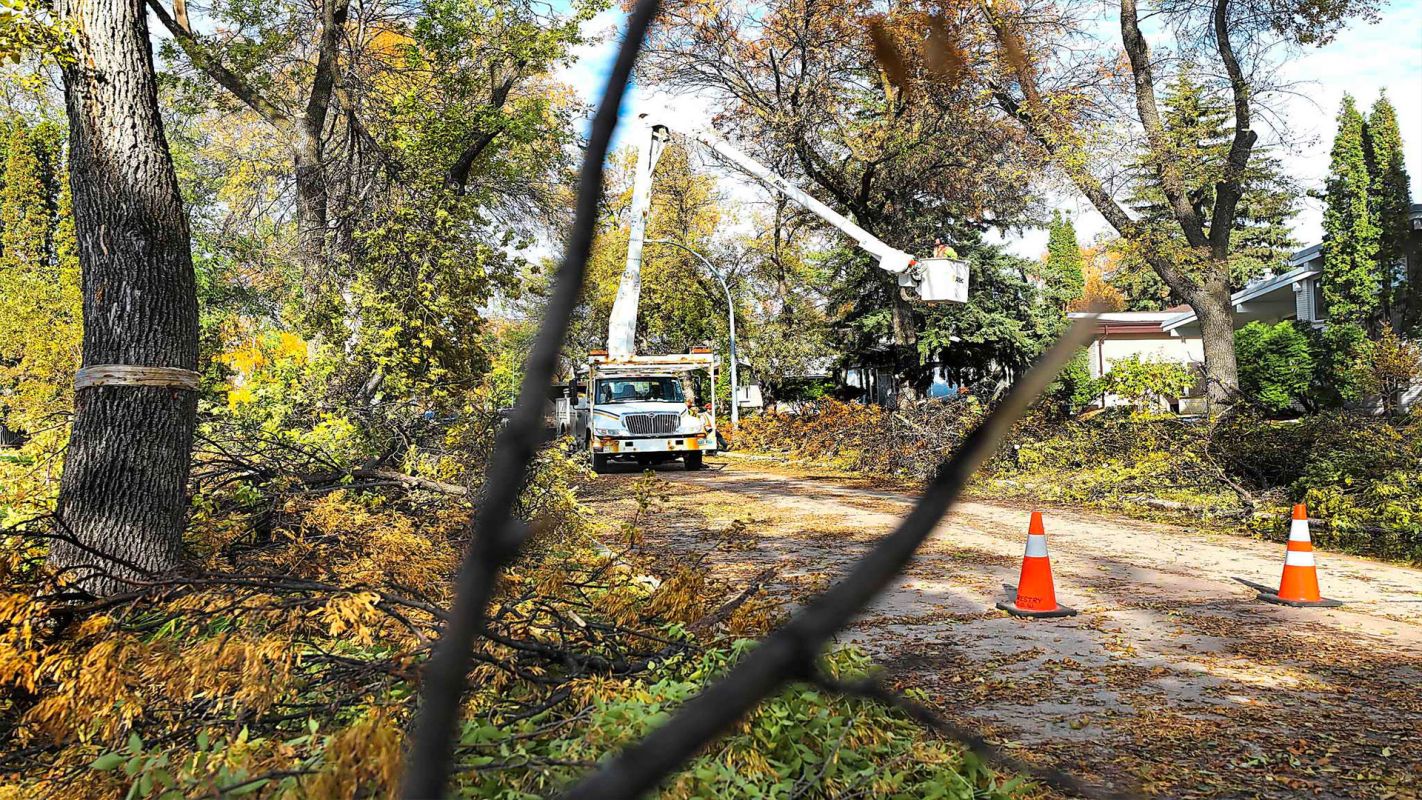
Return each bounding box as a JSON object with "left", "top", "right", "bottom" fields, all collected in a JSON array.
[{"left": 218, "top": 332, "right": 309, "bottom": 409}]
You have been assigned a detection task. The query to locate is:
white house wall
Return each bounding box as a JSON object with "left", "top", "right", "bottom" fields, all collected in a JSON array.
[
  {"left": 1089, "top": 335, "right": 1204, "bottom": 379},
  {"left": 1089, "top": 333, "right": 1205, "bottom": 409}
]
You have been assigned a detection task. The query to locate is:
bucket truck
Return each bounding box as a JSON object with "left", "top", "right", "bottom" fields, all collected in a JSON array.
[{"left": 573, "top": 111, "right": 969, "bottom": 473}]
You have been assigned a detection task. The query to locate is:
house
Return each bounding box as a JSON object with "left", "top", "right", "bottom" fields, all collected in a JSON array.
[
  {"left": 1073, "top": 202, "right": 1422, "bottom": 412},
  {"left": 1158, "top": 243, "right": 1326, "bottom": 338},
  {"left": 1068, "top": 309, "right": 1208, "bottom": 411}
]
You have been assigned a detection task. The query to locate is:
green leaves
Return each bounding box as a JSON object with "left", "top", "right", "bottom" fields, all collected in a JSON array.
[
  {"left": 1235, "top": 321, "right": 1315, "bottom": 414},
  {"left": 1099, "top": 355, "right": 1195, "bottom": 412},
  {"left": 90, "top": 752, "right": 126, "bottom": 771},
  {"left": 1043, "top": 211, "right": 1086, "bottom": 307}
]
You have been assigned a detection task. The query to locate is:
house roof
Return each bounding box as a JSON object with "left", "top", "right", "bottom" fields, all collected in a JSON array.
[
  {"left": 1075, "top": 203, "right": 1422, "bottom": 337},
  {"left": 1158, "top": 237, "right": 1334, "bottom": 333},
  {"left": 1067, "top": 311, "right": 1182, "bottom": 323}
]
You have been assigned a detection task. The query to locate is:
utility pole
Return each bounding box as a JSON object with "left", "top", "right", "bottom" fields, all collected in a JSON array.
[{"left": 647, "top": 239, "right": 739, "bottom": 427}]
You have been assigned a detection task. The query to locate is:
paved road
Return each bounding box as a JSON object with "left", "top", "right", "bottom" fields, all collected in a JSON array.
[{"left": 582, "top": 455, "right": 1422, "bottom": 799}]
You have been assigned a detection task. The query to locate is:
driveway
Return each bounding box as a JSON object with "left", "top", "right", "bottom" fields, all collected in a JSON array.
[{"left": 581, "top": 456, "right": 1422, "bottom": 799}]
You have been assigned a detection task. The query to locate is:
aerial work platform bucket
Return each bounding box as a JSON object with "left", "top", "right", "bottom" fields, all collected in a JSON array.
[{"left": 910, "top": 257, "right": 970, "bottom": 303}]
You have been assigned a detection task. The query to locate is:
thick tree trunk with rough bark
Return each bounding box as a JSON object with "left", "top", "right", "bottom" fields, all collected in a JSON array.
[
  {"left": 49, "top": 0, "right": 200, "bottom": 594},
  {"left": 1188, "top": 271, "right": 1241, "bottom": 405}
]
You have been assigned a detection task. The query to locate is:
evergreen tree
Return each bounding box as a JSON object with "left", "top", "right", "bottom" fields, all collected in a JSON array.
[
  {"left": 1038, "top": 211, "right": 1097, "bottom": 412},
  {"left": 1042, "top": 210, "right": 1085, "bottom": 307},
  {"left": 1364, "top": 93, "right": 1414, "bottom": 329},
  {"left": 1122, "top": 70, "right": 1299, "bottom": 293},
  {"left": 1322, "top": 94, "right": 1380, "bottom": 328}
]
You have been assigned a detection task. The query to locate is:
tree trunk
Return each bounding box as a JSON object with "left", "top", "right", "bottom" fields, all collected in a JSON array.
[
  {"left": 49, "top": 0, "right": 200, "bottom": 595},
  {"left": 890, "top": 281, "right": 920, "bottom": 406},
  {"left": 294, "top": 135, "right": 327, "bottom": 293},
  {"left": 1189, "top": 270, "right": 1240, "bottom": 407}
]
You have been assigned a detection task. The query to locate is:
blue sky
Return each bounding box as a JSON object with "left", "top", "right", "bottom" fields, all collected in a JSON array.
[{"left": 556, "top": 0, "right": 1422, "bottom": 259}]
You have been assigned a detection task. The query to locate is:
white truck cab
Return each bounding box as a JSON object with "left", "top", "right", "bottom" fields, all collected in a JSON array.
[{"left": 574, "top": 349, "right": 718, "bottom": 473}]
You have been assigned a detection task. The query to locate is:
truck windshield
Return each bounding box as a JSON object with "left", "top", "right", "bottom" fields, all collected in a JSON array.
[{"left": 596, "top": 377, "right": 685, "bottom": 404}]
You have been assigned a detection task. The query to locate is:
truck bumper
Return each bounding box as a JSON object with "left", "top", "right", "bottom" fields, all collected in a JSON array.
[{"left": 593, "top": 435, "right": 714, "bottom": 455}]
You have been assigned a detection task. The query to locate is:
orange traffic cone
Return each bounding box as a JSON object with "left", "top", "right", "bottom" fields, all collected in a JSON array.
[
  {"left": 997, "top": 511, "right": 1077, "bottom": 618},
  {"left": 1254, "top": 504, "right": 1342, "bottom": 608}
]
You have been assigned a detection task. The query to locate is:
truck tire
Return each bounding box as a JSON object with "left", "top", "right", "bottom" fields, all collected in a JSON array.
[
  {"left": 684, "top": 451, "right": 704, "bottom": 471},
  {"left": 592, "top": 452, "right": 610, "bottom": 473}
]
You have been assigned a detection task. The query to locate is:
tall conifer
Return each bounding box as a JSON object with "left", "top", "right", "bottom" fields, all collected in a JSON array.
[
  {"left": 1044, "top": 210, "right": 1086, "bottom": 307},
  {"left": 1322, "top": 94, "right": 1379, "bottom": 328},
  {"left": 1364, "top": 93, "right": 1414, "bottom": 329}
]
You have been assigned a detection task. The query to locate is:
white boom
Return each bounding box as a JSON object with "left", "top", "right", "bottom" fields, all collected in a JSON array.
[{"left": 607, "top": 111, "right": 968, "bottom": 358}]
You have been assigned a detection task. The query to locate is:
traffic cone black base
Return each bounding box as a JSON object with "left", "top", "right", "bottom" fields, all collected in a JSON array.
[
  {"left": 996, "top": 585, "right": 1077, "bottom": 618},
  {"left": 1255, "top": 591, "right": 1342, "bottom": 608}
]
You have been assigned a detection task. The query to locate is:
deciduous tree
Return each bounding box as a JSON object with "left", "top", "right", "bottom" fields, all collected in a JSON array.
[
  {"left": 48, "top": 0, "right": 201, "bottom": 594},
  {"left": 640, "top": 0, "right": 1040, "bottom": 400},
  {"left": 150, "top": 0, "right": 596, "bottom": 292},
  {"left": 0, "top": 118, "right": 82, "bottom": 493},
  {"left": 973, "top": 0, "right": 1373, "bottom": 405}
]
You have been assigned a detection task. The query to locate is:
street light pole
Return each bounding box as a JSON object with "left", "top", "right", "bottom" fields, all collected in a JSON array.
[{"left": 646, "top": 239, "right": 738, "bottom": 428}]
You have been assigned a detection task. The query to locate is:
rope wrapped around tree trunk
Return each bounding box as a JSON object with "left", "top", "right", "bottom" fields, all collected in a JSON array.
[{"left": 74, "top": 365, "right": 202, "bottom": 391}]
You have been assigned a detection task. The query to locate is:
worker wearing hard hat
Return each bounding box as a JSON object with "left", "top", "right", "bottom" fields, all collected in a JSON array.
[{"left": 932, "top": 238, "right": 959, "bottom": 259}]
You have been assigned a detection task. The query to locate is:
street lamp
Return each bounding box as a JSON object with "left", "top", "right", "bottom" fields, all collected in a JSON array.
[{"left": 646, "top": 239, "right": 739, "bottom": 427}]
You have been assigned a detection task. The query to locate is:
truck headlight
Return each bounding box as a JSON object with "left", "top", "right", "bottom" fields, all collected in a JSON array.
[
  {"left": 679, "top": 414, "right": 706, "bottom": 434},
  {"left": 592, "top": 415, "right": 626, "bottom": 436}
]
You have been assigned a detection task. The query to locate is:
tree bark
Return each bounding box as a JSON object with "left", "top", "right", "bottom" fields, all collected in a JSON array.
[
  {"left": 1189, "top": 271, "right": 1240, "bottom": 404},
  {"left": 49, "top": 0, "right": 200, "bottom": 595},
  {"left": 294, "top": 135, "right": 328, "bottom": 291}
]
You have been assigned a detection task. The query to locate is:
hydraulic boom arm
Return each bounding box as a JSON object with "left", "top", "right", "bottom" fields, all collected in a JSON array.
[{"left": 607, "top": 111, "right": 967, "bottom": 358}]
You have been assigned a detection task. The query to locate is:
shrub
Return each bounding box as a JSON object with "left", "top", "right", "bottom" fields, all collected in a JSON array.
[
  {"left": 1100, "top": 355, "right": 1194, "bottom": 411},
  {"left": 1314, "top": 322, "right": 1367, "bottom": 406},
  {"left": 1045, "top": 348, "right": 1101, "bottom": 414},
  {"left": 1234, "top": 321, "right": 1314, "bottom": 414},
  {"left": 1352, "top": 325, "right": 1422, "bottom": 416}
]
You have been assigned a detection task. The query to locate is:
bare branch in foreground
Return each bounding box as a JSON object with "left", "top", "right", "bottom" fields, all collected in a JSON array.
[
  {"left": 558, "top": 313, "right": 1109, "bottom": 799},
  {"left": 399, "top": 2, "right": 662, "bottom": 796}
]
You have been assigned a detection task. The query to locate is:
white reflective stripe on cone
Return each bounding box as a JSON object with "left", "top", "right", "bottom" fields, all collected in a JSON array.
[
  {"left": 1024, "top": 534, "right": 1049, "bottom": 558},
  {"left": 1284, "top": 550, "right": 1316, "bottom": 567},
  {"left": 1289, "top": 519, "right": 1312, "bottom": 542}
]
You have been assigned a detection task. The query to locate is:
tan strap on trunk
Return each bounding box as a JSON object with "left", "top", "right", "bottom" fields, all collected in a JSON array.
[{"left": 74, "top": 364, "right": 201, "bottom": 391}]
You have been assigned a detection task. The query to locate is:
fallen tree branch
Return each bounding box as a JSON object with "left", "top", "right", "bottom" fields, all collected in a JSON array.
[
  {"left": 690, "top": 567, "right": 777, "bottom": 634},
  {"left": 350, "top": 468, "right": 469, "bottom": 497}
]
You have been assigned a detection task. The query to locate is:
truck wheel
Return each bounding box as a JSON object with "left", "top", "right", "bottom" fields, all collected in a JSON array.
[
  {"left": 684, "top": 451, "right": 704, "bottom": 471},
  {"left": 592, "top": 452, "right": 610, "bottom": 473}
]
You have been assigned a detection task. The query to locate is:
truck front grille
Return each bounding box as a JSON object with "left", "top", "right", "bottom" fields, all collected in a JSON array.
[{"left": 624, "top": 413, "right": 679, "bottom": 435}]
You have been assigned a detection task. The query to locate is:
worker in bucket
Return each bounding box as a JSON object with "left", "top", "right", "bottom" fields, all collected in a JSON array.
[{"left": 932, "top": 237, "right": 959, "bottom": 259}]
